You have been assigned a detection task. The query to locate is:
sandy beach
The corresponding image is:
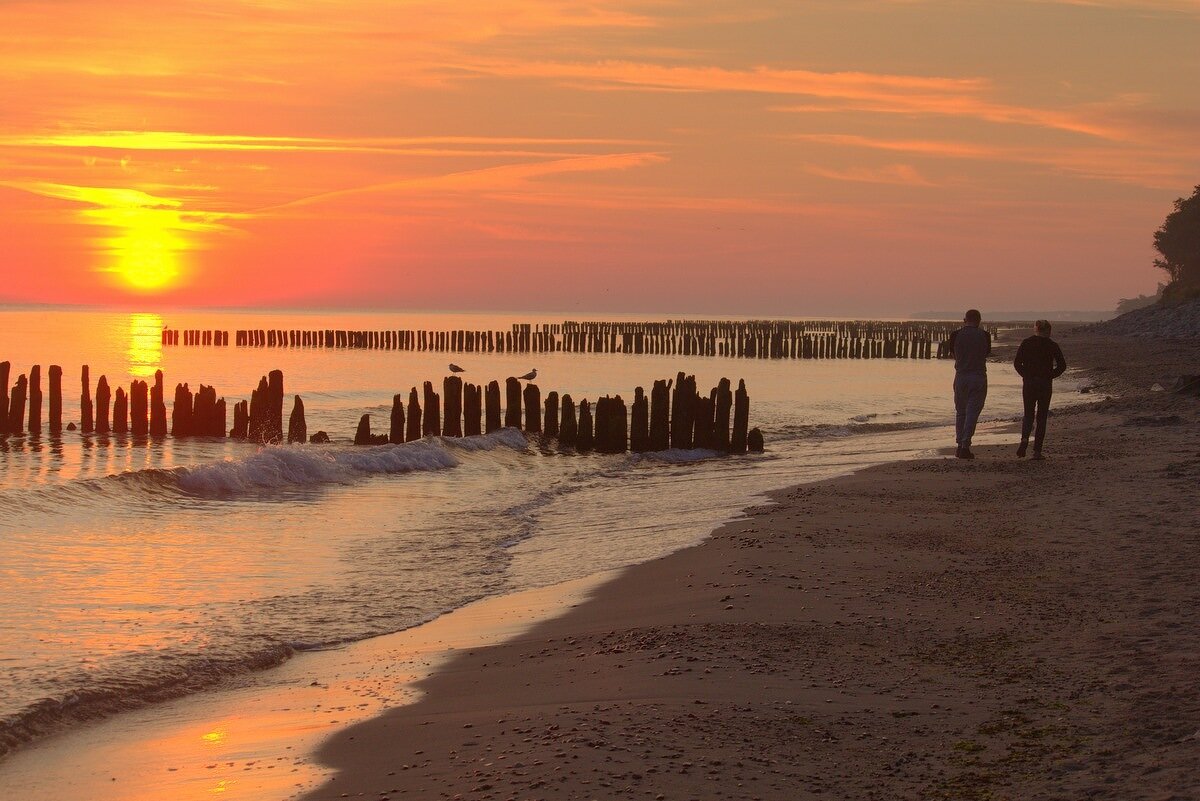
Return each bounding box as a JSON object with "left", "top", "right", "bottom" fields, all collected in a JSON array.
[{"left": 301, "top": 330, "right": 1200, "bottom": 801}]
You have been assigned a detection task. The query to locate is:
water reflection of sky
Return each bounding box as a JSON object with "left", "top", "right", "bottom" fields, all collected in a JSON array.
[{"left": 126, "top": 313, "right": 163, "bottom": 378}]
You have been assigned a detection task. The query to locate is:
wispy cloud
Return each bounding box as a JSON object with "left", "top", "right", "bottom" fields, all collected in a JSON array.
[{"left": 804, "top": 163, "right": 937, "bottom": 187}]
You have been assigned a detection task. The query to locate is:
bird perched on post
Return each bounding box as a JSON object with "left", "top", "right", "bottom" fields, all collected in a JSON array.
[
  {"left": 517, "top": 369, "right": 537, "bottom": 381},
  {"left": 449, "top": 363, "right": 465, "bottom": 373}
]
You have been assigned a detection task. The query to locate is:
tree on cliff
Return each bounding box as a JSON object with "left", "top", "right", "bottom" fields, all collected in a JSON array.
[{"left": 1153, "top": 184, "right": 1200, "bottom": 299}]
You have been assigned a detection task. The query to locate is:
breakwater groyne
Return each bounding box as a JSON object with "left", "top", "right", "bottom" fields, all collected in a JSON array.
[
  {"left": 160, "top": 319, "right": 978, "bottom": 360},
  {"left": 1, "top": 362, "right": 763, "bottom": 454}
]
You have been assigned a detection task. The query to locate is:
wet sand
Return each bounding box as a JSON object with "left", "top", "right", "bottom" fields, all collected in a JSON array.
[{"left": 303, "top": 331, "right": 1200, "bottom": 801}]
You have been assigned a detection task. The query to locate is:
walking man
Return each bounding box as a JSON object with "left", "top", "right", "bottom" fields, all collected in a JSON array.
[
  {"left": 1012, "top": 319, "right": 1067, "bottom": 459},
  {"left": 949, "top": 309, "right": 991, "bottom": 459}
]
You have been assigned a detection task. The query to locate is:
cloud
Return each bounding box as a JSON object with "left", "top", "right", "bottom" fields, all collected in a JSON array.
[
  {"left": 804, "top": 163, "right": 936, "bottom": 187},
  {"left": 263, "top": 151, "right": 669, "bottom": 212}
]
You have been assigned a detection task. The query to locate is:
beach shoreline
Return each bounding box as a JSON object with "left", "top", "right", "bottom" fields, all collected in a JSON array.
[{"left": 300, "top": 330, "right": 1200, "bottom": 800}]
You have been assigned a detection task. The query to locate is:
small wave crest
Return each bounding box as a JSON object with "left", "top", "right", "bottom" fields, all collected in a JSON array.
[{"left": 0, "top": 643, "right": 295, "bottom": 761}]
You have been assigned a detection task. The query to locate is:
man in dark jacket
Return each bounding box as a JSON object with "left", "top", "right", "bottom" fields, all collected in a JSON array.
[{"left": 1012, "top": 319, "right": 1067, "bottom": 459}]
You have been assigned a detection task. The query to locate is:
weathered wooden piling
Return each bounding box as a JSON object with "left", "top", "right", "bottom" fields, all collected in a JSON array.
[
  {"left": 406, "top": 387, "right": 422, "bottom": 441},
  {"left": 523, "top": 383, "right": 541, "bottom": 433},
  {"left": 731, "top": 379, "right": 749, "bottom": 454},
  {"left": 354, "top": 414, "right": 372, "bottom": 445},
  {"left": 48, "top": 365, "right": 62, "bottom": 434},
  {"left": 504, "top": 378, "right": 522, "bottom": 428},
  {"left": 28, "top": 365, "right": 42, "bottom": 436},
  {"left": 113, "top": 387, "right": 128, "bottom": 434},
  {"left": 559, "top": 394, "right": 577, "bottom": 446},
  {"left": 248, "top": 377, "right": 268, "bottom": 442},
  {"left": 464, "top": 383, "right": 482, "bottom": 437},
  {"left": 630, "top": 387, "right": 649, "bottom": 452},
  {"left": 670, "top": 372, "right": 696, "bottom": 449},
  {"left": 266, "top": 370, "right": 284, "bottom": 443},
  {"left": 692, "top": 391, "right": 715, "bottom": 450},
  {"left": 544, "top": 391, "right": 559, "bottom": 438},
  {"left": 389, "top": 394, "right": 405, "bottom": 444},
  {"left": 714, "top": 378, "right": 732, "bottom": 451},
  {"left": 649, "top": 378, "right": 670, "bottom": 451},
  {"left": 748, "top": 427, "right": 764, "bottom": 452},
  {"left": 577, "top": 399, "right": 594, "bottom": 452},
  {"left": 7, "top": 374, "right": 27, "bottom": 435},
  {"left": 81, "top": 366, "right": 94, "bottom": 434},
  {"left": 443, "top": 376, "right": 463, "bottom": 437},
  {"left": 131, "top": 380, "right": 149, "bottom": 437},
  {"left": 171, "top": 383, "right": 192, "bottom": 437},
  {"left": 422, "top": 382, "right": 440, "bottom": 437},
  {"left": 485, "top": 381, "right": 502, "bottom": 433},
  {"left": 288, "top": 396, "right": 307, "bottom": 443},
  {"left": 0, "top": 362, "right": 8, "bottom": 437},
  {"left": 150, "top": 371, "right": 168, "bottom": 438},
  {"left": 232, "top": 400, "right": 249, "bottom": 439},
  {"left": 95, "top": 376, "right": 111, "bottom": 434}
]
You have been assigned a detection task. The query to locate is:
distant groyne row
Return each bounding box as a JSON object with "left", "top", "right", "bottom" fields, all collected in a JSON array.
[
  {"left": 1, "top": 361, "right": 763, "bottom": 454},
  {"left": 160, "top": 319, "right": 979, "bottom": 359}
]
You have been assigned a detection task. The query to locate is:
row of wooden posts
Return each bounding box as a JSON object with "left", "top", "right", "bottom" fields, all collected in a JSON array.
[
  {"left": 2, "top": 362, "right": 762, "bottom": 454},
  {"left": 349, "top": 373, "right": 762, "bottom": 454},
  {"left": 161, "top": 319, "right": 984, "bottom": 360}
]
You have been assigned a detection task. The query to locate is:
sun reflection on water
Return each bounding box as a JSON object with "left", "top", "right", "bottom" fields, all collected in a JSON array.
[{"left": 127, "top": 313, "right": 164, "bottom": 378}]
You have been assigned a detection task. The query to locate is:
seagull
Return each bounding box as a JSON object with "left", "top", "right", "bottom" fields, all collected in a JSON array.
[
  {"left": 517, "top": 368, "right": 537, "bottom": 381},
  {"left": 448, "top": 363, "right": 465, "bottom": 373}
]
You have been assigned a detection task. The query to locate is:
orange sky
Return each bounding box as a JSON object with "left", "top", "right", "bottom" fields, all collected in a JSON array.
[{"left": 1, "top": 0, "right": 1198, "bottom": 314}]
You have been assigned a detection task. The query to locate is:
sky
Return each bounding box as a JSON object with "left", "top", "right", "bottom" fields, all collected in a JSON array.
[{"left": 1, "top": 0, "right": 1198, "bottom": 315}]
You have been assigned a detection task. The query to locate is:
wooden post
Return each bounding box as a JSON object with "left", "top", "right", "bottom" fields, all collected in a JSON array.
[
  {"left": 113, "top": 387, "right": 128, "bottom": 434},
  {"left": 229, "top": 400, "right": 245, "bottom": 439},
  {"left": 714, "top": 378, "right": 732, "bottom": 451},
  {"left": 748, "top": 427, "right": 764, "bottom": 452},
  {"left": 594, "top": 397, "right": 610, "bottom": 452},
  {"left": 630, "top": 387, "right": 649, "bottom": 452},
  {"left": 48, "top": 365, "right": 62, "bottom": 435},
  {"left": 354, "top": 414, "right": 372, "bottom": 445},
  {"left": 610, "top": 395, "right": 628, "bottom": 453},
  {"left": 523, "top": 383, "right": 541, "bottom": 433},
  {"left": 731, "top": 379, "right": 749, "bottom": 454},
  {"left": 485, "top": 380, "right": 502, "bottom": 433},
  {"left": 28, "top": 365, "right": 42, "bottom": 436},
  {"left": 7, "top": 374, "right": 26, "bottom": 435},
  {"left": 81, "top": 365, "right": 94, "bottom": 434},
  {"left": 670, "top": 372, "right": 695, "bottom": 449},
  {"left": 171, "top": 382, "right": 192, "bottom": 437},
  {"left": 267, "top": 370, "right": 284, "bottom": 443},
  {"left": 131, "top": 380, "right": 149, "bottom": 437},
  {"left": 390, "top": 393, "right": 405, "bottom": 443},
  {"left": 692, "top": 391, "right": 715, "bottom": 450},
  {"left": 248, "top": 377, "right": 267, "bottom": 442},
  {"left": 0, "top": 361, "right": 8, "bottom": 437},
  {"left": 422, "top": 381, "right": 440, "bottom": 437},
  {"left": 150, "top": 370, "right": 168, "bottom": 438},
  {"left": 544, "top": 391, "right": 559, "bottom": 438},
  {"left": 649, "top": 378, "right": 670, "bottom": 451},
  {"left": 95, "top": 376, "right": 111, "bottom": 434},
  {"left": 464, "top": 383, "right": 482, "bottom": 436},
  {"left": 559, "top": 394, "right": 577, "bottom": 447},
  {"left": 504, "top": 377, "right": 522, "bottom": 428},
  {"left": 406, "top": 387, "right": 422, "bottom": 441},
  {"left": 577, "top": 399, "right": 594, "bottom": 452},
  {"left": 288, "top": 396, "right": 307, "bottom": 443},
  {"left": 443, "top": 376, "right": 463, "bottom": 437}
]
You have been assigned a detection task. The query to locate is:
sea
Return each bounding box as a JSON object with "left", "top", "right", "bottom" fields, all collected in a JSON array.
[{"left": 0, "top": 308, "right": 1080, "bottom": 780}]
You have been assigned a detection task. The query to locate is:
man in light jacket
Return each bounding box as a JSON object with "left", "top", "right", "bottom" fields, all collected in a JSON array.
[{"left": 949, "top": 309, "right": 991, "bottom": 460}]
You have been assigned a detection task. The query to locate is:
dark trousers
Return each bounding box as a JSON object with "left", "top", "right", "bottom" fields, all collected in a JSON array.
[{"left": 1021, "top": 378, "right": 1053, "bottom": 452}]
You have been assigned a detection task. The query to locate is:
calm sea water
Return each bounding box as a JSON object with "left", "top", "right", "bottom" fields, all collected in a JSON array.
[{"left": 0, "top": 308, "right": 1066, "bottom": 760}]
